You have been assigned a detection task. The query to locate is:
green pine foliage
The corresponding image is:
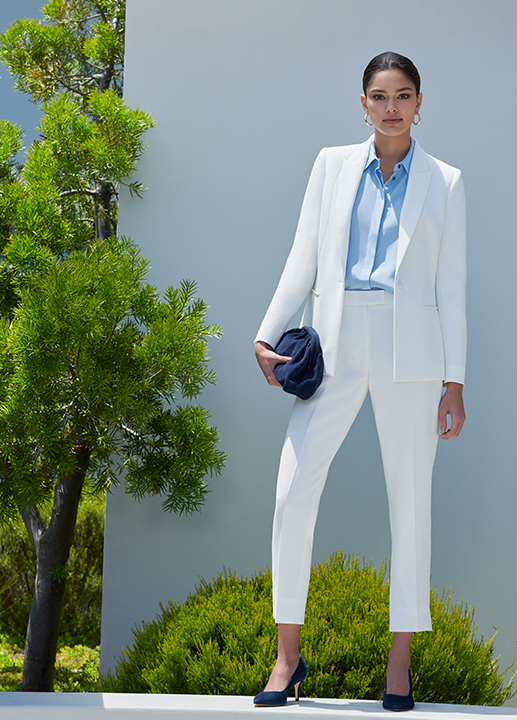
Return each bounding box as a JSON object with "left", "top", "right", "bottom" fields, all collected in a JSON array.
[
  {"left": 0, "top": 237, "right": 226, "bottom": 518},
  {"left": 102, "top": 552, "right": 514, "bottom": 706},
  {"left": 0, "top": 0, "right": 226, "bottom": 690},
  {"left": 0, "top": 93, "right": 154, "bottom": 312},
  {"left": 0, "top": 0, "right": 125, "bottom": 104},
  {"left": 0, "top": 493, "right": 104, "bottom": 647}
]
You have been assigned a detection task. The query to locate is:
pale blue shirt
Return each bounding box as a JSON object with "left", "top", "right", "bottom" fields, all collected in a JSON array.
[{"left": 345, "top": 138, "right": 414, "bottom": 292}]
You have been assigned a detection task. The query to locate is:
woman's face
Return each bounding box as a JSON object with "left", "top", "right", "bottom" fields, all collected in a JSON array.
[{"left": 361, "top": 68, "right": 422, "bottom": 140}]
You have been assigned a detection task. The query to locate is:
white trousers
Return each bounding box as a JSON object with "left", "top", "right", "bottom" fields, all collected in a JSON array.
[{"left": 272, "top": 290, "right": 442, "bottom": 632}]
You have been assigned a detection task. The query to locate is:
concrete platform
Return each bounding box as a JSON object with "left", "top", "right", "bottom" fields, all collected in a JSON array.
[{"left": 0, "top": 694, "right": 516, "bottom": 719}]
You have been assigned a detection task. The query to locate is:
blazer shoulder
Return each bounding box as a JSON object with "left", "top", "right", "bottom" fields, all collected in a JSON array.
[
  {"left": 321, "top": 140, "right": 370, "bottom": 162},
  {"left": 422, "top": 149, "right": 462, "bottom": 182},
  {"left": 314, "top": 139, "right": 370, "bottom": 176}
]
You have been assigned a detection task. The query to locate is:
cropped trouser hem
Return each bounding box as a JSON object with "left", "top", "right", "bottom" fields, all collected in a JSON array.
[
  {"left": 389, "top": 606, "right": 432, "bottom": 632},
  {"left": 274, "top": 602, "right": 307, "bottom": 626},
  {"left": 271, "top": 291, "right": 441, "bottom": 633}
]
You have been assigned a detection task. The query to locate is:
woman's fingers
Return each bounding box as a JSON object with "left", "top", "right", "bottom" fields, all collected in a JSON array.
[{"left": 255, "top": 342, "right": 291, "bottom": 387}]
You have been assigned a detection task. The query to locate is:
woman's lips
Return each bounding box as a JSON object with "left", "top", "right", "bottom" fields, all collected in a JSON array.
[{"left": 383, "top": 118, "right": 402, "bottom": 124}]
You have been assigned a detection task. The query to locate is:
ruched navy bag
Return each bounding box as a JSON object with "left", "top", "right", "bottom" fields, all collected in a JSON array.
[{"left": 273, "top": 326, "right": 324, "bottom": 400}]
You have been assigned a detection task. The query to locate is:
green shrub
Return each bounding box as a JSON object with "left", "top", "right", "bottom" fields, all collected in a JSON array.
[
  {"left": 101, "top": 552, "right": 514, "bottom": 705},
  {"left": 54, "top": 645, "right": 100, "bottom": 692},
  {"left": 0, "top": 634, "right": 100, "bottom": 691},
  {"left": 0, "top": 634, "right": 23, "bottom": 691},
  {"left": 0, "top": 492, "right": 104, "bottom": 647}
]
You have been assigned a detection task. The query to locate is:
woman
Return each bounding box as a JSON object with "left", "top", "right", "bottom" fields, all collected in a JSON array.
[{"left": 253, "top": 52, "right": 466, "bottom": 710}]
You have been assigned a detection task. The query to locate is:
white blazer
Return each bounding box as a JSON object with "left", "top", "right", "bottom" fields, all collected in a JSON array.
[{"left": 255, "top": 137, "right": 466, "bottom": 384}]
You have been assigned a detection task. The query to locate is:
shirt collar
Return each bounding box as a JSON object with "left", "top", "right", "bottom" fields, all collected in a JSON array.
[{"left": 364, "top": 136, "right": 415, "bottom": 173}]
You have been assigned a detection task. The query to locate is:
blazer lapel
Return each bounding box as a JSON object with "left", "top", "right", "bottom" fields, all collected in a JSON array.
[
  {"left": 334, "top": 137, "right": 371, "bottom": 268},
  {"left": 396, "top": 140, "right": 432, "bottom": 270}
]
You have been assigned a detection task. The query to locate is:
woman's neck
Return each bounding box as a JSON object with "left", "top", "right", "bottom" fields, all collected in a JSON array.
[
  {"left": 374, "top": 131, "right": 412, "bottom": 183},
  {"left": 374, "top": 131, "right": 412, "bottom": 164}
]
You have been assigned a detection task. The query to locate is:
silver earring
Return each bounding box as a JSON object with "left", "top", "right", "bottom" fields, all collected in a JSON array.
[
  {"left": 364, "top": 114, "right": 373, "bottom": 127},
  {"left": 413, "top": 113, "right": 421, "bottom": 125}
]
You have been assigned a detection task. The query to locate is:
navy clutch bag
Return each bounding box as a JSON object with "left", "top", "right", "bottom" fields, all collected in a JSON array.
[{"left": 273, "top": 326, "right": 324, "bottom": 400}]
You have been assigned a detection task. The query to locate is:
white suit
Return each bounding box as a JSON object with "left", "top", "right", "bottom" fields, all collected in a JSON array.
[
  {"left": 255, "top": 137, "right": 466, "bottom": 632},
  {"left": 256, "top": 137, "right": 466, "bottom": 384}
]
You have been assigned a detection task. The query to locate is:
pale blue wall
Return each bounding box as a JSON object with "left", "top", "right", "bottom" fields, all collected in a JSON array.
[{"left": 101, "top": 0, "right": 517, "bottom": 701}]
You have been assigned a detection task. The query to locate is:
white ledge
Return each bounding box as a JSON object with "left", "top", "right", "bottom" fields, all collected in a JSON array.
[{"left": 0, "top": 694, "right": 516, "bottom": 719}]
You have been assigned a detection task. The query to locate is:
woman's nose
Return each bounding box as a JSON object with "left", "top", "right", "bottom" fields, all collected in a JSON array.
[{"left": 386, "top": 99, "right": 397, "bottom": 113}]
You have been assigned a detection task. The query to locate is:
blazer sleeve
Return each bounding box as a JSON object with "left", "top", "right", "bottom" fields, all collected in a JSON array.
[
  {"left": 436, "top": 169, "right": 467, "bottom": 385},
  {"left": 254, "top": 148, "right": 327, "bottom": 347}
]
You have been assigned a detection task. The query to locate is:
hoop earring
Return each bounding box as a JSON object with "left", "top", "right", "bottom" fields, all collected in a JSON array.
[
  {"left": 413, "top": 113, "right": 421, "bottom": 126},
  {"left": 364, "top": 114, "right": 373, "bottom": 127}
]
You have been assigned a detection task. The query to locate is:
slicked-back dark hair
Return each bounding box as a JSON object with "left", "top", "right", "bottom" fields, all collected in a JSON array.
[{"left": 362, "top": 52, "right": 421, "bottom": 95}]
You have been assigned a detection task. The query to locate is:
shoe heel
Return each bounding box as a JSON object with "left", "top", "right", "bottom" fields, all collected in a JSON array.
[{"left": 294, "top": 681, "right": 301, "bottom": 701}]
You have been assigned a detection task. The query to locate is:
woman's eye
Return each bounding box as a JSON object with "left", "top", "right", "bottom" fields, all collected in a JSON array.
[
  {"left": 398, "top": 94, "right": 410, "bottom": 99},
  {"left": 372, "top": 95, "right": 384, "bottom": 100}
]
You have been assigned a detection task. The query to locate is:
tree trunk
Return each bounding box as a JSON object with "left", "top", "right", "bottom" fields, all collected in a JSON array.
[
  {"left": 98, "top": 64, "right": 113, "bottom": 94},
  {"left": 97, "top": 14, "right": 118, "bottom": 94},
  {"left": 94, "top": 180, "right": 112, "bottom": 241},
  {"left": 20, "top": 445, "right": 90, "bottom": 691},
  {"left": 93, "top": 30, "right": 117, "bottom": 243}
]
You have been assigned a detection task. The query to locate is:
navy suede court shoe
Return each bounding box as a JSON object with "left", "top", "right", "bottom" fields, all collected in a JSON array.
[
  {"left": 253, "top": 655, "right": 308, "bottom": 707},
  {"left": 382, "top": 669, "right": 414, "bottom": 711}
]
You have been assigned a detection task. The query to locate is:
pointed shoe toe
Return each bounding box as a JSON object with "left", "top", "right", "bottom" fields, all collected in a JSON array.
[
  {"left": 253, "top": 655, "right": 308, "bottom": 707},
  {"left": 253, "top": 688, "right": 289, "bottom": 707}
]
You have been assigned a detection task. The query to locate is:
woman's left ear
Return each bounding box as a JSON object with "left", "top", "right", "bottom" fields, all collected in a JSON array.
[{"left": 416, "top": 93, "right": 423, "bottom": 113}]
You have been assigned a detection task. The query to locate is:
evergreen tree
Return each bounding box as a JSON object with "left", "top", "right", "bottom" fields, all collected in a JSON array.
[{"left": 0, "top": 0, "right": 226, "bottom": 691}]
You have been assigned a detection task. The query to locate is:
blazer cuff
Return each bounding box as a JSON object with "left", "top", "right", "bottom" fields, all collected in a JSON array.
[
  {"left": 254, "top": 331, "right": 281, "bottom": 348},
  {"left": 444, "top": 365, "right": 465, "bottom": 386}
]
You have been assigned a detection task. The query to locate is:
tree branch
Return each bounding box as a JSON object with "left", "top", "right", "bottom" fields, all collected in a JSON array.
[
  {"left": 119, "top": 421, "right": 139, "bottom": 438},
  {"left": 147, "top": 367, "right": 166, "bottom": 384},
  {"left": 104, "top": 315, "right": 122, "bottom": 346},
  {"left": 58, "top": 189, "right": 97, "bottom": 199},
  {"left": 45, "top": 72, "right": 90, "bottom": 99},
  {"left": 19, "top": 505, "right": 45, "bottom": 553},
  {"left": 77, "top": 14, "right": 102, "bottom": 24}
]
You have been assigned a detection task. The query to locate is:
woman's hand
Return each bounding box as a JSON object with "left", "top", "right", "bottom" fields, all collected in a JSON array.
[
  {"left": 439, "top": 382, "right": 466, "bottom": 439},
  {"left": 255, "top": 341, "right": 291, "bottom": 387}
]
